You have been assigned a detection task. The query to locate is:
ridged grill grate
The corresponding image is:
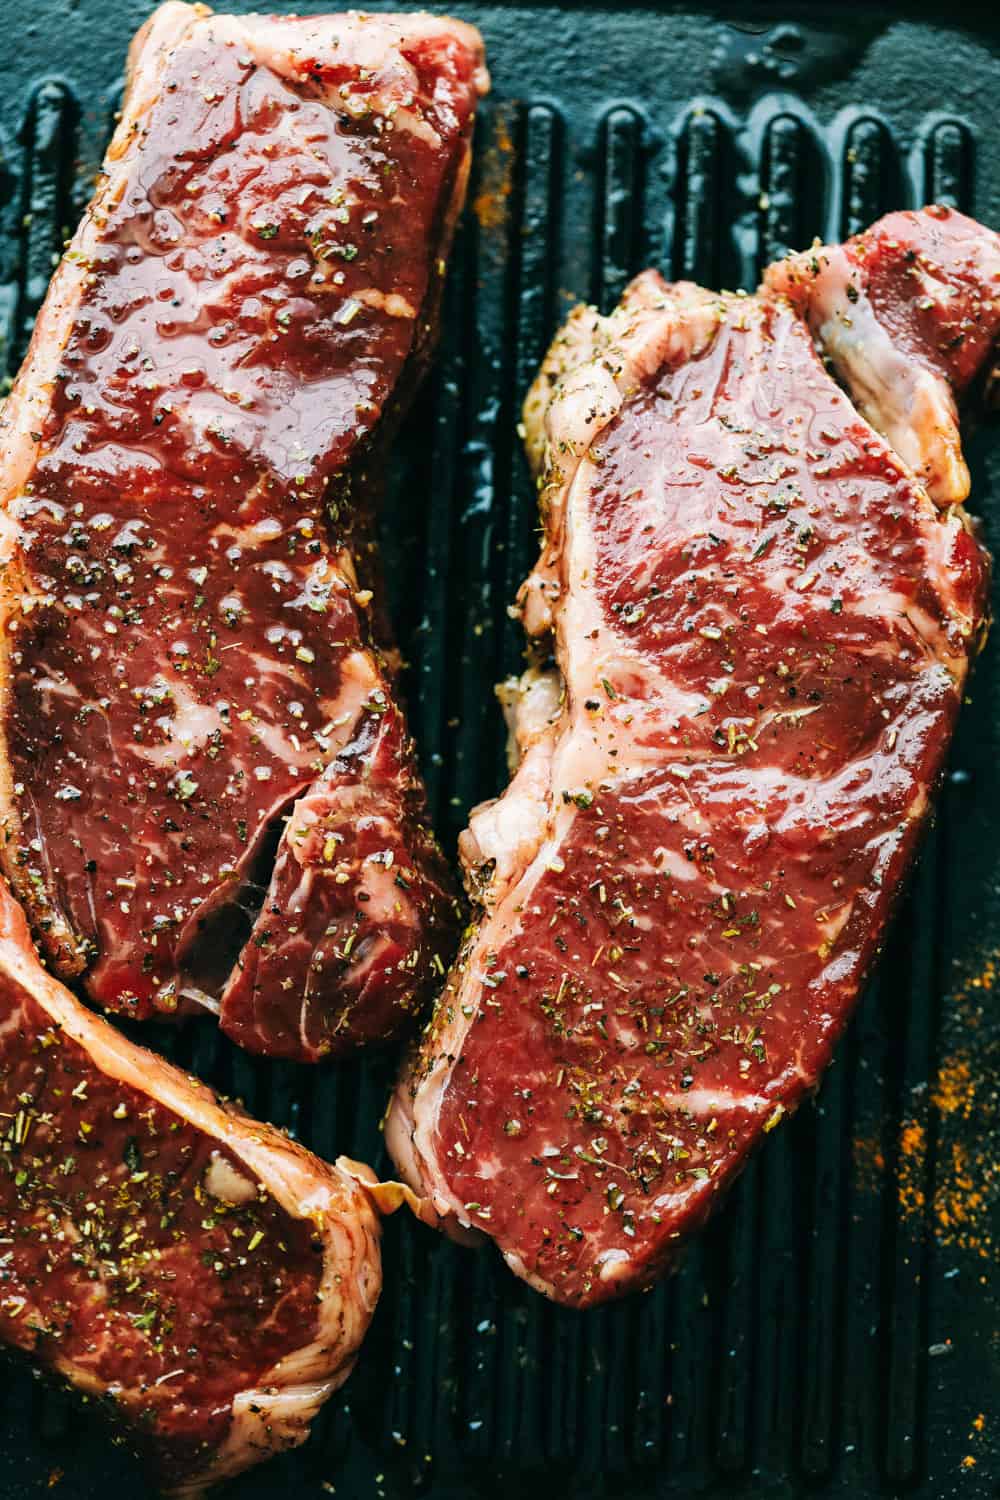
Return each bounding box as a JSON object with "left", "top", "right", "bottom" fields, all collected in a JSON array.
[{"left": 0, "top": 6, "right": 997, "bottom": 1496}]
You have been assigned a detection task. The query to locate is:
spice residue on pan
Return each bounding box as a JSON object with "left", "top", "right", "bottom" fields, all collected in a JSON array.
[
  {"left": 856, "top": 948, "right": 1000, "bottom": 1259},
  {"left": 961, "top": 1411, "right": 987, "bottom": 1472},
  {"left": 933, "top": 1053, "right": 977, "bottom": 1120},
  {"left": 930, "top": 949, "right": 1000, "bottom": 1259},
  {"left": 852, "top": 1131, "right": 885, "bottom": 1192},
  {"left": 472, "top": 109, "right": 514, "bottom": 231},
  {"left": 896, "top": 1119, "right": 929, "bottom": 1223}
]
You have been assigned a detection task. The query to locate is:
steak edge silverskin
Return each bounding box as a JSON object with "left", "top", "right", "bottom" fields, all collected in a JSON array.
[
  {"left": 387, "top": 206, "right": 999, "bottom": 1307},
  {"left": 0, "top": 1, "right": 487, "bottom": 1061}
]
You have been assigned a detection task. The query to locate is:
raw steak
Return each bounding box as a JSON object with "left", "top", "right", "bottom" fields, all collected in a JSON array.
[
  {"left": 386, "top": 208, "right": 995, "bottom": 1307},
  {"left": 0, "top": 1, "right": 486, "bottom": 1059},
  {"left": 0, "top": 875, "right": 380, "bottom": 1492},
  {"left": 765, "top": 205, "right": 1000, "bottom": 506}
]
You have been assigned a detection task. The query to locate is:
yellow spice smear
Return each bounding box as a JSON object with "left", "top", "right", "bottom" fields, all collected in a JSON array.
[
  {"left": 472, "top": 110, "right": 514, "bottom": 232},
  {"left": 854, "top": 948, "right": 998, "bottom": 1260}
]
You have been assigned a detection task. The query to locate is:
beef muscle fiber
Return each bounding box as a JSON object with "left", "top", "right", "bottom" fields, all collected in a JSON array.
[
  {"left": 0, "top": 874, "right": 381, "bottom": 1493},
  {"left": 0, "top": 2, "right": 487, "bottom": 1060},
  {"left": 387, "top": 207, "right": 996, "bottom": 1307}
]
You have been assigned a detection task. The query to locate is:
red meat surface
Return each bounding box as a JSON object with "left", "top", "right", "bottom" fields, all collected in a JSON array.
[
  {"left": 0, "top": 0, "right": 487, "bottom": 1059},
  {"left": 387, "top": 210, "right": 995, "bottom": 1307}
]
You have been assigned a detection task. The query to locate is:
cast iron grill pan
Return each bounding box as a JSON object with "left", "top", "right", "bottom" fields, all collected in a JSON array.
[{"left": 0, "top": 4, "right": 997, "bottom": 1495}]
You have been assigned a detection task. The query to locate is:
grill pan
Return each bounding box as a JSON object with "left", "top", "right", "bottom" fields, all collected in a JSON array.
[{"left": 0, "top": 2, "right": 998, "bottom": 1495}]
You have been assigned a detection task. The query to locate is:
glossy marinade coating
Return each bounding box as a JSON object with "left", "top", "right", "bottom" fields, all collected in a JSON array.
[
  {"left": 0, "top": 875, "right": 380, "bottom": 1491},
  {"left": 0, "top": 2, "right": 485, "bottom": 1058},
  {"left": 388, "top": 210, "right": 995, "bottom": 1307},
  {"left": 222, "top": 700, "right": 452, "bottom": 1056}
]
